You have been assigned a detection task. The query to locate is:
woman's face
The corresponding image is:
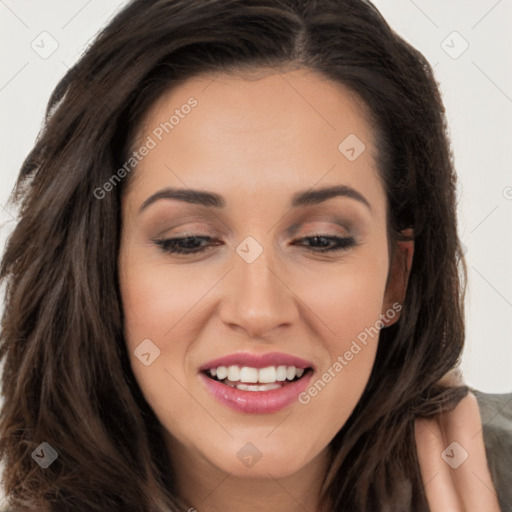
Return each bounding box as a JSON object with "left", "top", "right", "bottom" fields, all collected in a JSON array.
[{"left": 118, "top": 68, "right": 410, "bottom": 480}]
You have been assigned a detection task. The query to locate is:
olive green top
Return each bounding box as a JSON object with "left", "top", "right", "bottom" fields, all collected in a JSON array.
[
  {"left": 472, "top": 388, "right": 512, "bottom": 512},
  {"left": 1, "top": 389, "right": 511, "bottom": 511}
]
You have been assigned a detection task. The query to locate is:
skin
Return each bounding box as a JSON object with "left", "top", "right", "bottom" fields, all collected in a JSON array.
[
  {"left": 415, "top": 373, "right": 501, "bottom": 512},
  {"left": 118, "top": 68, "right": 498, "bottom": 511}
]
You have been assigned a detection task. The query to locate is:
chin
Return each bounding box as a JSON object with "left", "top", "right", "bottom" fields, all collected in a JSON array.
[
  {"left": 199, "top": 436, "right": 318, "bottom": 479},
  {"left": 211, "top": 453, "right": 309, "bottom": 479}
]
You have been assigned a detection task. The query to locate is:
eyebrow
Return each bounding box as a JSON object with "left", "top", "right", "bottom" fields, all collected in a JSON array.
[{"left": 139, "top": 184, "right": 372, "bottom": 213}]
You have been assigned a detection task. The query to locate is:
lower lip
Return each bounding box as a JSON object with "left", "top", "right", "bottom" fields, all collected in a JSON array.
[{"left": 199, "top": 371, "right": 313, "bottom": 414}]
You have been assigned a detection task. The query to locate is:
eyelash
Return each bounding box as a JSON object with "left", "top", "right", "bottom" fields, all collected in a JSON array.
[{"left": 154, "top": 235, "right": 356, "bottom": 255}]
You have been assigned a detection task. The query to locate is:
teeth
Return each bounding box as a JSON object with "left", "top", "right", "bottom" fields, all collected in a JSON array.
[
  {"left": 258, "top": 366, "right": 277, "bottom": 383},
  {"left": 239, "top": 366, "right": 259, "bottom": 383},
  {"left": 227, "top": 365, "right": 240, "bottom": 381},
  {"left": 276, "top": 366, "right": 287, "bottom": 381},
  {"left": 235, "top": 382, "right": 282, "bottom": 392},
  {"left": 216, "top": 366, "right": 228, "bottom": 380},
  {"left": 208, "top": 365, "right": 307, "bottom": 384}
]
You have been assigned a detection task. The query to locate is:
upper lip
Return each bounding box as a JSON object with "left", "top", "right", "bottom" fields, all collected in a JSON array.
[{"left": 199, "top": 351, "right": 315, "bottom": 371}]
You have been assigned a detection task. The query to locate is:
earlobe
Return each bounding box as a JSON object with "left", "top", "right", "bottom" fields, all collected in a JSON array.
[{"left": 381, "top": 229, "right": 414, "bottom": 327}]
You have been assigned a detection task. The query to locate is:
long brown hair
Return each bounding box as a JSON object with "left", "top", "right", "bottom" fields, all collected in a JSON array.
[{"left": 0, "top": 0, "right": 468, "bottom": 510}]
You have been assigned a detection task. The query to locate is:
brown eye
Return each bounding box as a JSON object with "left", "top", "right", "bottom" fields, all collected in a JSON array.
[
  {"left": 294, "top": 235, "right": 356, "bottom": 253},
  {"left": 154, "top": 236, "right": 214, "bottom": 255}
]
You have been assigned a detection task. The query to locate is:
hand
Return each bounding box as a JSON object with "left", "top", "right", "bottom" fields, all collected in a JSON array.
[{"left": 415, "top": 391, "right": 501, "bottom": 511}]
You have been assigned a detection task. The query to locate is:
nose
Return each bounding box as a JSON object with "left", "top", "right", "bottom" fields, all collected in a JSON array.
[{"left": 219, "top": 244, "right": 298, "bottom": 339}]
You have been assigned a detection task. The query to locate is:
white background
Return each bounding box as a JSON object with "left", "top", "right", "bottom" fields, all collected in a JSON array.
[{"left": 0, "top": 0, "right": 511, "bottom": 432}]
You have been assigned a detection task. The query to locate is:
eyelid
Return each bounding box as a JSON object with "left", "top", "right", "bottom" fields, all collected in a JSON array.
[
  {"left": 153, "top": 221, "right": 220, "bottom": 239},
  {"left": 161, "top": 227, "right": 352, "bottom": 244},
  {"left": 296, "top": 222, "right": 350, "bottom": 236},
  {"left": 151, "top": 214, "right": 357, "bottom": 240}
]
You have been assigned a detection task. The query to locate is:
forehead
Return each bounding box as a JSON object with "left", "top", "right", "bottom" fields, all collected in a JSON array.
[{"left": 124, "top": 68, "right": 384, "bottom": 212}]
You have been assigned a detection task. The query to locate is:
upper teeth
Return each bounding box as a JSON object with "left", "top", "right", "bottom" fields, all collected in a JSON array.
[{"left": 210, "top": 365, "right": 305, "bottom": 383}]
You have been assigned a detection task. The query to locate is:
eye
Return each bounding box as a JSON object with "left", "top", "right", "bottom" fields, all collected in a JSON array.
[
  {"left": 153, "top": 234, "right": 356, "bottom": 255},
  {"left": 154, "top": 236, "right": 215, "bottom": 255},
  {"left": 293, "top": 235, "right": 356, "bottom": 253}
]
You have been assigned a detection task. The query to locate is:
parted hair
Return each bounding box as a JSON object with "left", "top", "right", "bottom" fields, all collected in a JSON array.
[{"left": 0, "top": 0, "right": 468, "bottom": 510}]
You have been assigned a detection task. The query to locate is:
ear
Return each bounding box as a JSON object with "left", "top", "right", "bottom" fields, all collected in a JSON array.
[{"left": 381, "top": 228, "right": 414, "bottom": 327}]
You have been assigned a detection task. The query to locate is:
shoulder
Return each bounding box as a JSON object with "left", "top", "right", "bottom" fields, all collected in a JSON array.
[{"left": 472, "top": 388, "right": 512, "bottom": 512}]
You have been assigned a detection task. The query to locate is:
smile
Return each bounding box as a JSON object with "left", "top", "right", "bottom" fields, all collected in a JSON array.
[
  {"left": 199, "top": 352, "right": 315, "bottom": 413},
  {"left": 206, "top": 365, "right": 307, "bottom": 391}
]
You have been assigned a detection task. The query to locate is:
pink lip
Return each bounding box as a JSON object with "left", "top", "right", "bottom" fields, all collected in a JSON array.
[
  {"left": 199, "top": 370, "right": 314, "bottom": 414},
  {"left": 199, "top": 351, "right": 314, "bottom": 371}
]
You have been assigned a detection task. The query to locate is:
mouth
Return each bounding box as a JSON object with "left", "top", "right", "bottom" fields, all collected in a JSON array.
[
  {"left": 198, "top": 352, "right": 315, "bottom": 414},
  {"left": 202, "top": 365, "right": 314, "bottom": 392}
]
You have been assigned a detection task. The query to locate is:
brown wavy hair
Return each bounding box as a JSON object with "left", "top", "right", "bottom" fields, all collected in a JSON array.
[{"left": 0, "top": 0, "right": 469, "bottom": 510}]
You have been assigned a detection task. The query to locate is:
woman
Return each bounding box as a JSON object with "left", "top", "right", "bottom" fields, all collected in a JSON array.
[{"left": 0, "top": 0, "right": 511, "bottom": 510}]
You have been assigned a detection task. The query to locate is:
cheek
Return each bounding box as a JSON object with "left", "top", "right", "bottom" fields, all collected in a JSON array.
[
  {"left": 291, "top": 256, "right": 389, "bottom": 431},
  {"left": 296, "top": 250, "right": 389, "bottom": 345},
  {"left": 119, "top": 259, "right": 199, "bottom": 433},
  {"left": 306, "top": 268, "right": 386, "bottom": 332},
  {"left": 119, "top": 243, "right": 207, "bottom": 345}
]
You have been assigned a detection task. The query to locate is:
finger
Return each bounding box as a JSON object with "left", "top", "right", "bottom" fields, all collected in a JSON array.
[
  {"left": 438, "top": 392, "right": 501, "bottom": 512},
  {"left": 415, "top": 415, "right": 463, "bottom": 511}
]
